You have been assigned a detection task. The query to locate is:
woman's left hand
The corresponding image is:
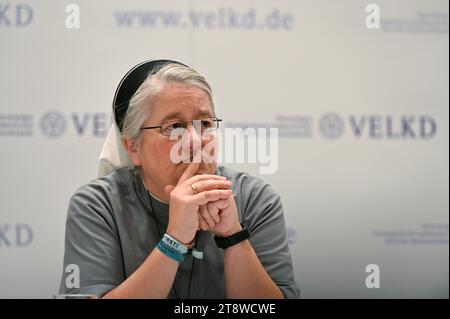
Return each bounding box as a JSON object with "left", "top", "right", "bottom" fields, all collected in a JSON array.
[{"left": 198, "top": 195, "right": 242, "bottom": 237}]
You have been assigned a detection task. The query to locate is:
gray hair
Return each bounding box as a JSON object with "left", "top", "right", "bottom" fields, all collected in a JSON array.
[{"left": 121, "top": 63, "right": 215, "bottom": 148}]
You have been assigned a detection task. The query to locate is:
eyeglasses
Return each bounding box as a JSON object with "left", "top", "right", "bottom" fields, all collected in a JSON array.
[{"left": 140, "top": 117, "right": 222, "bottom": 137}]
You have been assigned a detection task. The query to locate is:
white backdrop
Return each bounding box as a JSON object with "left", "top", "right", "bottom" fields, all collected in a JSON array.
[{"left": 0, "top": 0, "right": 448, "bottom": 298}]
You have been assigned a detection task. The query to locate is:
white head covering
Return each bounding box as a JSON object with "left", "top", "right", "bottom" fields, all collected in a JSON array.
[{"left": 97, "top": 120, "right": 132, "bottom": 177}]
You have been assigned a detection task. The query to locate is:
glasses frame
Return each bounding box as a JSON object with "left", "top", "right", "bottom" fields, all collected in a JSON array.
[{"left": 140, "top": 117, "right": 222, "bottom": 136}]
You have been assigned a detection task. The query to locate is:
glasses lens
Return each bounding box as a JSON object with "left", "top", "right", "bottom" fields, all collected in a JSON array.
[
  {"left": 201, "top": 118, "right": 216, "bottom": 131},
  {"left": 161, "top": 118, "right": 220, "bottom": 136},
  {"left": 162, "top": 121, "right": 186, "bottom": 136}
]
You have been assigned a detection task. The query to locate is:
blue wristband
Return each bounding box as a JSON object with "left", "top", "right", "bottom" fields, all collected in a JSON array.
[
  {"left": 162, "top": 233, "right": 188, "bottom": 254},
  {"left": 156, "top": 241, "right": 184, "bottom": 263}
]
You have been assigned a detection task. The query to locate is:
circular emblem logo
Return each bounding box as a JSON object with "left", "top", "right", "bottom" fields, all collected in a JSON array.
[
  {"left": 40, "top": 111, "right": 66, "bottom": 138},
  {"left": 319, "top": 113, "right": 344, "bottom": 139}
]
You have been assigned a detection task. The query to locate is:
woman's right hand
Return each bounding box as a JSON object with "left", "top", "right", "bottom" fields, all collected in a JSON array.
[{"left": 165, "top": 163, "right": 233, "bottom": 244}]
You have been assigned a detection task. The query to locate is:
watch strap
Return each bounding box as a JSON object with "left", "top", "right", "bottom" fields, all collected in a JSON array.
[{"left": 214, "top": 226, "right": 250, "bottom": 249}]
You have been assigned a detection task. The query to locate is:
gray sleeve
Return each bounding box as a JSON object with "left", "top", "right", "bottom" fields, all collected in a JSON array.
[
  {"left": 59, "top": 183, "right": 125, "bottom": 298},
  {"left": 239, "top": 176, "right": 300, "bottom": 299}
]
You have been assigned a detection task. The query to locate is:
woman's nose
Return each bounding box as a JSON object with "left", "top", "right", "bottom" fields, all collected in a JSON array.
[{"left": 187, "top": 124, "right": 202, "bottom": 150}]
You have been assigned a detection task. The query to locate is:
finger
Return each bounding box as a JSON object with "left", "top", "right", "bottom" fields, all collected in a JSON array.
[
  {"left": 206, "top": 201, "right": 221, "bottom": 223},
  {"left": 164, "top": 185, "right": 175, "bottom": 196},
  {"left": 191, "top": 189, "right": 233, "bottom": 206},
  {"left": 200, "top": 204, "right": 215, "bottom": 228},
  {"left": 181, "top": 174, "right": 227, "bottom": 187},
  {"left": 214, "top": 198, "right": 231, "bottom": 211},
  {"left": 188, "top": 180, "right": 232, "bottom": 194},
  {"left": 198, "top": 214, "right": 209, "bottom": 231},
  {"left": 178, "top": 162, "right": 200, "bottom": 185}
]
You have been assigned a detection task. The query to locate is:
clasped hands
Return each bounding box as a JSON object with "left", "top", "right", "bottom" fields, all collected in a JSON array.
[{"left": 165, "top": 163, "right": 242, "bottom": 245}]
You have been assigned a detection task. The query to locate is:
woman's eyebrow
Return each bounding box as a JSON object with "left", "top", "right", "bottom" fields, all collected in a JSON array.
[
  {"left": 160, "top": 110, "right": 214, "bottom": 122},
  {"left": 160, "top": 112, "right": 183, "bottom": 122},
  {"left": 196, "top": 110, "right": 214, "bottom": 118}
]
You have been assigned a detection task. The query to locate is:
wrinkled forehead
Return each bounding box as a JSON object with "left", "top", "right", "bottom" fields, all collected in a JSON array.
[{"left": 147, "top": 84, "right": 214, "bottom": 123}]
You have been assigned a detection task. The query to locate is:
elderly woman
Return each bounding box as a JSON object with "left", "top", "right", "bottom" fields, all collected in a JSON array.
[{"left": 59, "top": 60, "right": 299, "bottom": 299}]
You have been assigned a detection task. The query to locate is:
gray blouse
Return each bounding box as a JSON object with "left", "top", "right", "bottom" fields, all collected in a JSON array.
[{"left": 59, "top": 166, "right": 300, "bottom": 298}]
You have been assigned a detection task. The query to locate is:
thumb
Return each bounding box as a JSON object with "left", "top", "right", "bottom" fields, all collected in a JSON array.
[{"left": 164, "top": 185, "right": 175, "bottom": 196}]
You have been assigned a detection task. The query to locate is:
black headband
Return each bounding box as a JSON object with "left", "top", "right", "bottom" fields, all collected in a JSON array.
[{"left": 112, "top": 59, "right": 187, "bottom": 132}]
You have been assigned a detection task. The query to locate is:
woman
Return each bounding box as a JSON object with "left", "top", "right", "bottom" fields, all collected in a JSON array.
[{"left": 59, "top": 60, "right": 300, "bottom": 299}]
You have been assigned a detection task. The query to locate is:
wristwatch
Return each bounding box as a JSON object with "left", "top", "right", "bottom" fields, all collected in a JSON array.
[{"left": 214, "top": 225, "right": 250, "bottom": 249}]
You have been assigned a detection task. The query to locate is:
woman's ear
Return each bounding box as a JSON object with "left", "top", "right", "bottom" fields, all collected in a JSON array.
[{"left": 122, "top": 137, "right": 141, "bottom": 166}]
